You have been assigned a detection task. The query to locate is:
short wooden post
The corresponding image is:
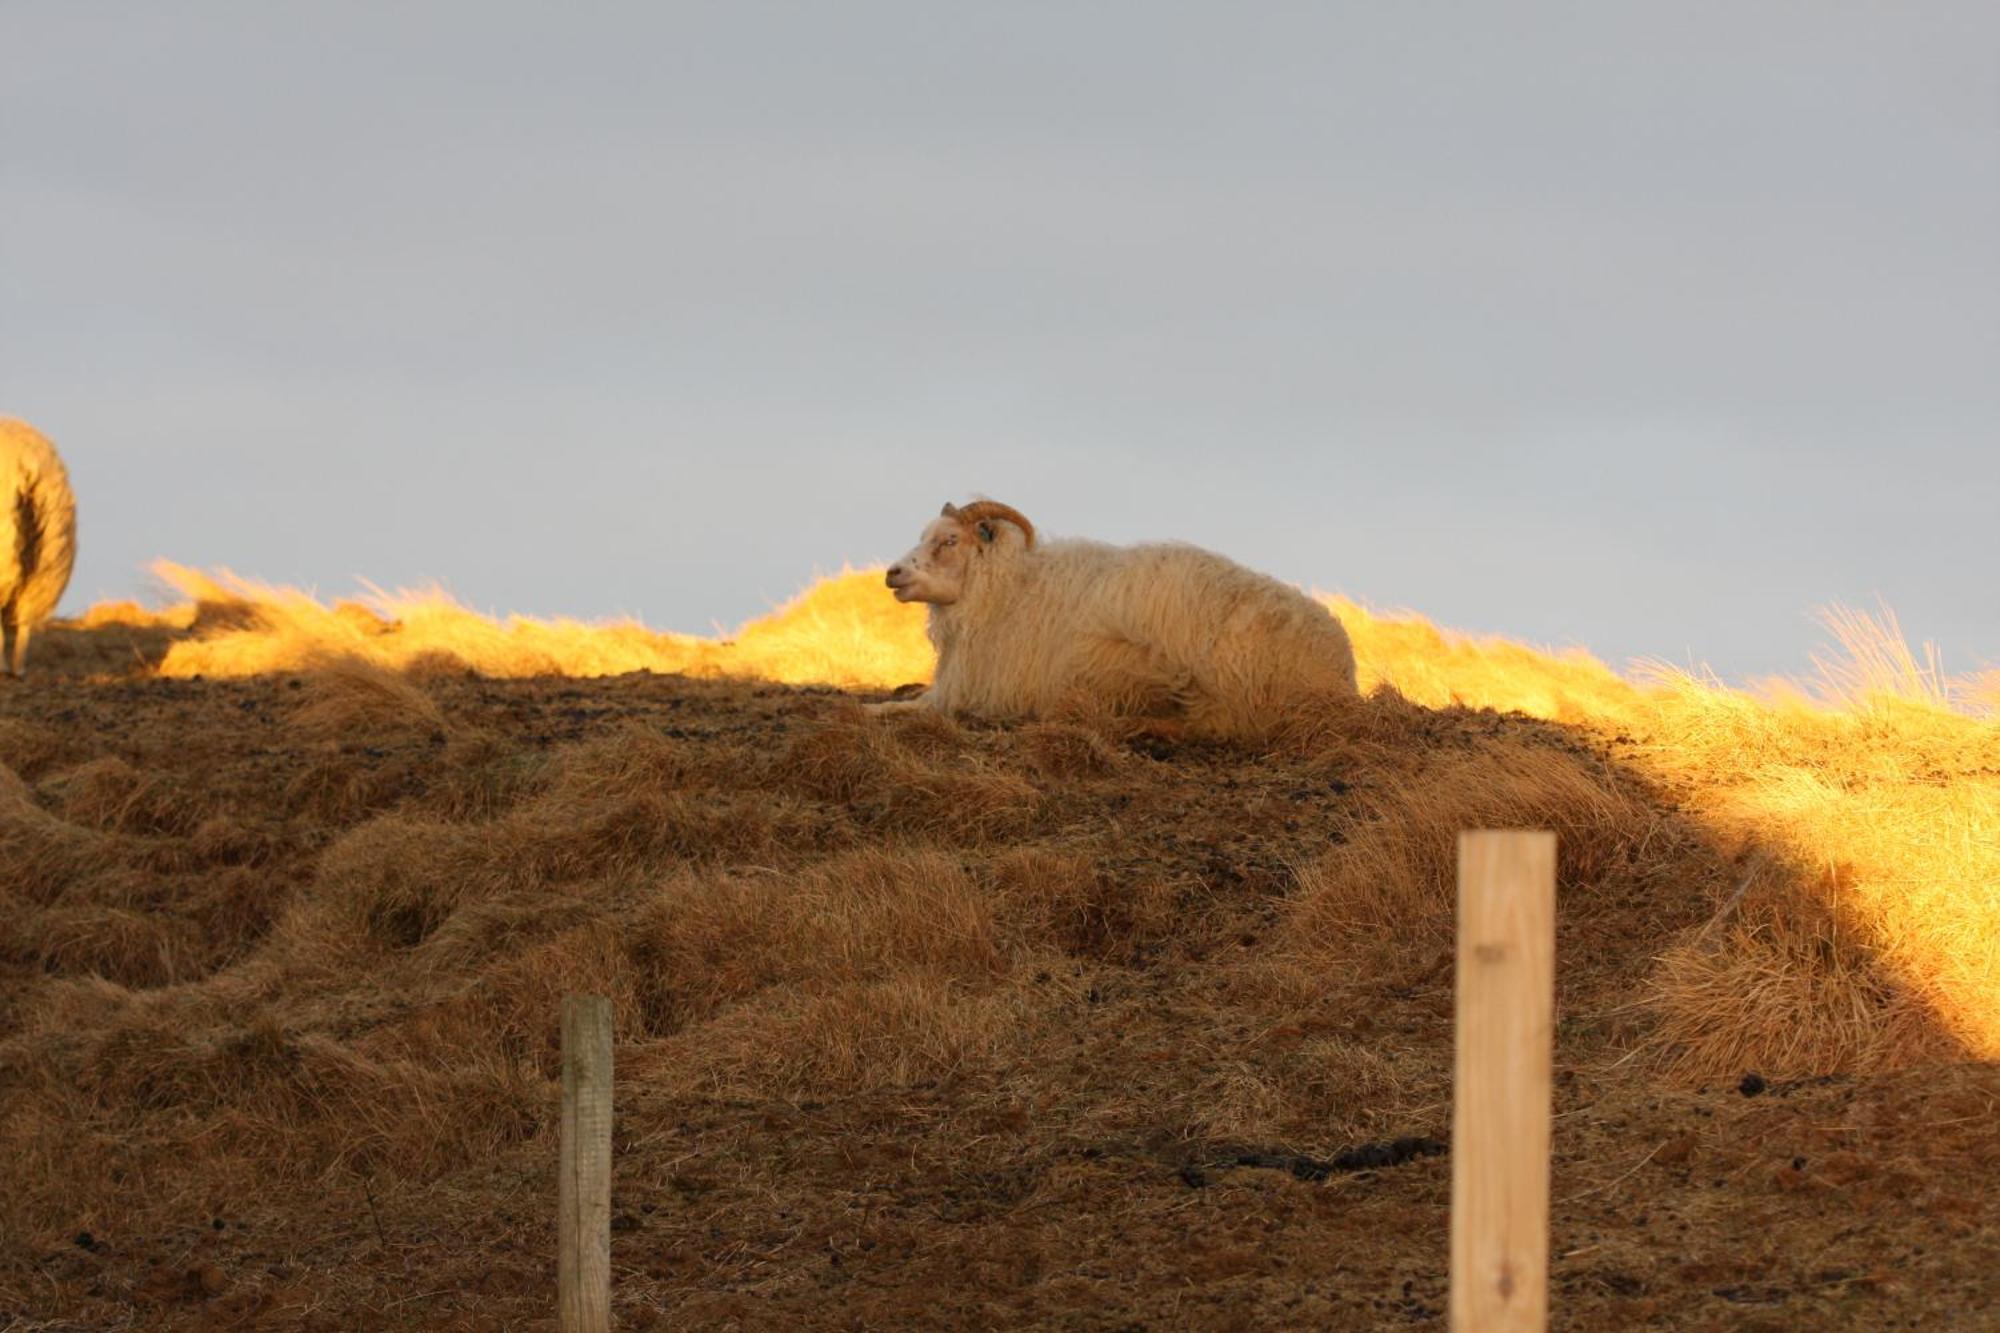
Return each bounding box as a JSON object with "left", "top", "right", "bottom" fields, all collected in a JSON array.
[
  {"left": 560, "top": 994, "right": 613, "bottom": 1333},
  {"left": 1451, "top": 831, "right": 1555, "bottom": 1333}
]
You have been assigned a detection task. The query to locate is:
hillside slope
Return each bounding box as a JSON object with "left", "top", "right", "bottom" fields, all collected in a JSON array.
[{"left": 3, "top": 573, "right": 1995, "bottom": 1328}]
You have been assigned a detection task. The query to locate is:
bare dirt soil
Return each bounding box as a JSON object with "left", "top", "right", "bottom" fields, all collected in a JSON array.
[{"left": 2, "top": 619, "right": 1996, "bottom": 1330}]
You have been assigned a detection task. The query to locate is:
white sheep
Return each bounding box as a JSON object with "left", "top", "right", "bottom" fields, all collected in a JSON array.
[
  {"left": 1, "top": 418, "right": 78, "bottom": 677},
  {"left": 879, "top": 500, "right": 1357, "bottom": 740}
]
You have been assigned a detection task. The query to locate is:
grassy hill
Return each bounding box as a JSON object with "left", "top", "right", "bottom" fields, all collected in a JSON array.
[{"left": 3, "top": 569, "right": 1996, "bottom": 1327}]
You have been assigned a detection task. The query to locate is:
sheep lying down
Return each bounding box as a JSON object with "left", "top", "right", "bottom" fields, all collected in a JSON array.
[{"left": 878, "top": 500, "right": 1357, "bottom": 741}]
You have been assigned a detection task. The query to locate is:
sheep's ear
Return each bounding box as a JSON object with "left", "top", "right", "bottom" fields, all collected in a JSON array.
[
  {"left": 976, "top": 521, "right": 996, "bottom": 544},
  {"left": 940, "top": 503, "right": 959, "bottom": 518}
]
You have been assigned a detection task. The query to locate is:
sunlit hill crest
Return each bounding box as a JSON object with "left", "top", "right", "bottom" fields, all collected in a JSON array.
[
  {"left": 95, "top": 560, "right": 1997, "bottom": 717},
  {"left": 68, "top": 558, "right": 2000, "bottom": 1073}
]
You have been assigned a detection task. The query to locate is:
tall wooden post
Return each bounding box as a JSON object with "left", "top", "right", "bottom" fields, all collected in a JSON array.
[
  {"left": 1452, "top": 831, "right": 1555, "bottom": 1333},
  {"left": 560, "top": 994, "right": 613, "bottom": 1333}
]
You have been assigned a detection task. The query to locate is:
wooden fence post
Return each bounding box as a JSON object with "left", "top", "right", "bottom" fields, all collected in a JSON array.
[
  {"left": 560, "top": 994, "right": 613, "bottom": 1333},
  {"left": 1452, "top": 831, "right": 1556, "bottom": 1333}
]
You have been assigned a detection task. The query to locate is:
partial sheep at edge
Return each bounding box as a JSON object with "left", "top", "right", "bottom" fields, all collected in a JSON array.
[{"left": 1, "top": 418, "right": 79, "bottom": 678}]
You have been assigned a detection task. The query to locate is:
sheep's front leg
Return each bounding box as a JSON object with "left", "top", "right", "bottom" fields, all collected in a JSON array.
[{"left": 1, "top": 617, "right": 20, "bottom": 678}]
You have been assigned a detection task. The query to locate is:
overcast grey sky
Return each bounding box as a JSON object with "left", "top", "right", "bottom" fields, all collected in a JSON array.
[{"left": 4, "top": 3, "right": 1994, "bottom": 681}]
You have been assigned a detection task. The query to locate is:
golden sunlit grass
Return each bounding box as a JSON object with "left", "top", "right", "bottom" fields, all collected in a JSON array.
[
  {"left": 1342, "top": 595, "right": 2000, "bottom": 1071},
  {"left": 147, "top": 561, "right": 934, "bottom": 687}
]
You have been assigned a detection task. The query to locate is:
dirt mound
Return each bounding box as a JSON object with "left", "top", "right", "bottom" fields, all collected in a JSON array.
[{"left": 3, "top": 604, "right": 1996, "bottom": 1329}]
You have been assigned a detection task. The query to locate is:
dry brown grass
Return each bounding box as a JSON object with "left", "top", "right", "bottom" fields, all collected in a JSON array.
[
  {"left": 1, "top": 572, "right": 1995, "bottom": 1327},
  {"left": 287, "top": 654, "right": 451, "bottom": 743}
]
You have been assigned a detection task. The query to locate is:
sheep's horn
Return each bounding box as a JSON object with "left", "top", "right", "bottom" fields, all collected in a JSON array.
[
  {"left": 955, "top": 500, "right": 1036, "bottom": 549},
  {"left": 940, "top": 502, "right": 960, "bottom": 518}
]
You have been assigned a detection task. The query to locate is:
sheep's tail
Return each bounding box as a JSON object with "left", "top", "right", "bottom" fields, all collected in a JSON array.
[{"left": 13, "top": 482, "right": 44, "bottom": 587}]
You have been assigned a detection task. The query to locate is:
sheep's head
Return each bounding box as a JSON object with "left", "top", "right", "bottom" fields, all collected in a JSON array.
[{"left": 884, "top": 500, "right": 1036, "bottom": 605}]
